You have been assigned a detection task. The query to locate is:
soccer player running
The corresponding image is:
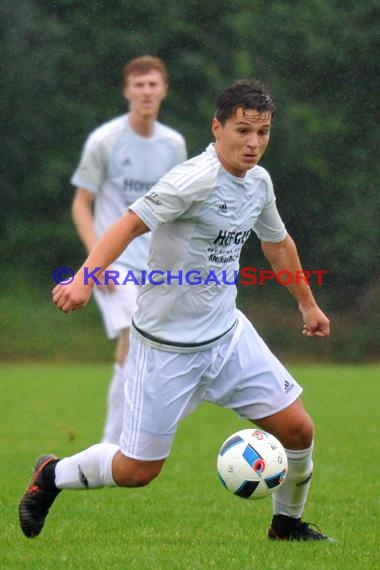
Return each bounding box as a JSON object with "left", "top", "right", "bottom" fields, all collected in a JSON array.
[
  {"left": 70, "top": 55, "right": 187, "bottom": 444},
  {"left": 20, "top": 80, "right": 332, "bottom": 541}
]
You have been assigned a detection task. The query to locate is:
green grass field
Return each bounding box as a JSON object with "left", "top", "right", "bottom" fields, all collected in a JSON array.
[{"left": 0, "top": 363, "right": 379, "bottom": 569}]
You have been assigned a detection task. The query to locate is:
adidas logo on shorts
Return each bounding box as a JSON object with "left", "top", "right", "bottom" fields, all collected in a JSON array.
[{"left": 284, "top": 379, "right": 295, "bottom": 394}]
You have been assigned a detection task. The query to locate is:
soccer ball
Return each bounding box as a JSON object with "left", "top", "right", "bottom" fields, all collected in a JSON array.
[{"left": 217, "top": 428, "right": 288, "bottom": 499}]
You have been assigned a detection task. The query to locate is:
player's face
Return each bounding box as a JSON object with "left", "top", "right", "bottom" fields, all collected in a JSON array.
[
  {"left": 124, "top": 70, "right": 167, "bottom": 119},
  {"left": 212, "top": 108, "right": 272, "bottom": 177}
]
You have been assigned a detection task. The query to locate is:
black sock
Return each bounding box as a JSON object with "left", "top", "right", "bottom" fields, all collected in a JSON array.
[
  {"left": 41, "top": 459, "right": 60, "bottom": 492},
  {"left": 271, "top": 514, "right": 301, "bottom": 534}
]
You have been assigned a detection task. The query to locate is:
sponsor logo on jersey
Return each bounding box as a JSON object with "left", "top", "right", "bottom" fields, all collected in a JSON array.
[{"left": 213, "top": 229, "right": 251, "bottom": 246}]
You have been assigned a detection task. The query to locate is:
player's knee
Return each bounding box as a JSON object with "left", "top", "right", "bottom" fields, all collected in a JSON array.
[{"left": 287, "top": 414, "right": 314, "bottom": 449}]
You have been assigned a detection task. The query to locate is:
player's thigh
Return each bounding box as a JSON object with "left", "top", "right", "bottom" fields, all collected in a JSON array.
[
  {"left": 115, "top": 328, "right": 131, "bottom": 363},
  {"left": 120, "top": 334, "right": 211, "bottom": 460},
  {"left": 206, "top": 311, "right": 302, "bottom": 420}
]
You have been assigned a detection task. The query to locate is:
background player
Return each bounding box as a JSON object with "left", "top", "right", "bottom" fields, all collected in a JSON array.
[{"left": 71, "top": 55, "right": 187, "bottom": 443}]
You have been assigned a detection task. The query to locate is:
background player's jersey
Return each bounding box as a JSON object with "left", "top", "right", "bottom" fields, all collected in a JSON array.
[
  {"left": 71, "top": 114, "right": 187, "bottom": 274},
  {"left": 130, "top": 143, "right": 287, "bottom": 347}
]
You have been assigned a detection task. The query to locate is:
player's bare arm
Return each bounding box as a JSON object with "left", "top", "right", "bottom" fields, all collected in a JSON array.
[
  {"left": 52, "top": 211, "right": 149, "bottom": 313},
  {"left": 261, "top": 234, "right": 330, "bottom": 337}
]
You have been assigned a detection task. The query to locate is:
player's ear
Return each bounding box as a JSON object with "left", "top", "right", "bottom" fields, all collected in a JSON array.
[{"left": 212, "top": 117, "right": 222, "bottom": 140}]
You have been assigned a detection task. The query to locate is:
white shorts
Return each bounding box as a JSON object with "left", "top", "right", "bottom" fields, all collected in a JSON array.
[
  {"left": 93, "top": 263, "right": 140, "bottom": 339},
  {"left": 120, "top": 310, "right": 302, "bottom": 460}
]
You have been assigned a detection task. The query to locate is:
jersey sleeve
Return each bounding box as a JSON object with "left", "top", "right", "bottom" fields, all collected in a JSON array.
[
  {"left": 176, "top": 136, "right": 188, "bottom": 164},
  {"left": 70, "top": 133, "right": 107, "bottom": 194},
  {"left": 253, "top": 174, "right": 287, "bottom": 242},
  {"left": 130, "top": 159, "right": 214, "bottom": 230}
]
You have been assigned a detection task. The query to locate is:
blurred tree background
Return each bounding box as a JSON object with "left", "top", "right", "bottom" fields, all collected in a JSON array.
[{"left": 1, "top": 0, "right": 379, "bottom": 362}]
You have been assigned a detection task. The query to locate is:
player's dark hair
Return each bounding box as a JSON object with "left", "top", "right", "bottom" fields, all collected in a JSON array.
[
  {"left": 122, "top": 55, "right": 168, "bottom": 85},
  {"left": 215, "top": 80, "right": 275, "bottom": 124}
]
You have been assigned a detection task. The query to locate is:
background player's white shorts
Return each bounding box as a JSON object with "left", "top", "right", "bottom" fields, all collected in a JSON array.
[
  {"left": 92, "top": 262, "right": 140, "bottom": 339},
  {"left": 120, "top": 310, "right": 302, "bottom": 460}
]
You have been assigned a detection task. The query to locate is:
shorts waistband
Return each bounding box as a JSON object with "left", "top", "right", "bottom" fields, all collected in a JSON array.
[{"left": 131, "top": 320, "right": 237, "bottom": 352}]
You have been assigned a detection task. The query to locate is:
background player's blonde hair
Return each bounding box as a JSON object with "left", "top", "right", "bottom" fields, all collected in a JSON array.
[{"left": 122, "top": 55, "right": 169, "bottom": 86}]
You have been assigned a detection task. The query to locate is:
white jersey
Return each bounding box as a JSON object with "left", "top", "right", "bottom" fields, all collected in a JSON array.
[
  {"left": 130, "top": 143, "right": 287, "bottom": 348},
  {"left": 71, "top": 114, "right": 187, "bottom": 274}
]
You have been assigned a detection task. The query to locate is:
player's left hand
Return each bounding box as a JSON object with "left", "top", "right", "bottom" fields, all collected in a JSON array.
[{"left": 299, "top": 304, "right": 330, "bottom": 337}]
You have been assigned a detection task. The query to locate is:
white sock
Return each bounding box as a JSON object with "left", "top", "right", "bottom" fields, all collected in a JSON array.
[
  {"left": 54, "top": 443, "right": 119, "bottom": 489},
  {"left": 272, "top": 443, "right": 314, "bottom": 518},
  {"left": 101, "top": 363, "right": 126, "bottom": 444}
]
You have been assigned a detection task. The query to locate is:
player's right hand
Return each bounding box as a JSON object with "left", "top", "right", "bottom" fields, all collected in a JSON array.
[{"left": 52, "top": 272, "right": 93, "bottom": 313}]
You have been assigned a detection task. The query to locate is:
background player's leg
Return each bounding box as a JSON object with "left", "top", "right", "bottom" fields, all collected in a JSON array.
[{"left": 102, "top": 328, "right": 130, "bottom": 444}]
